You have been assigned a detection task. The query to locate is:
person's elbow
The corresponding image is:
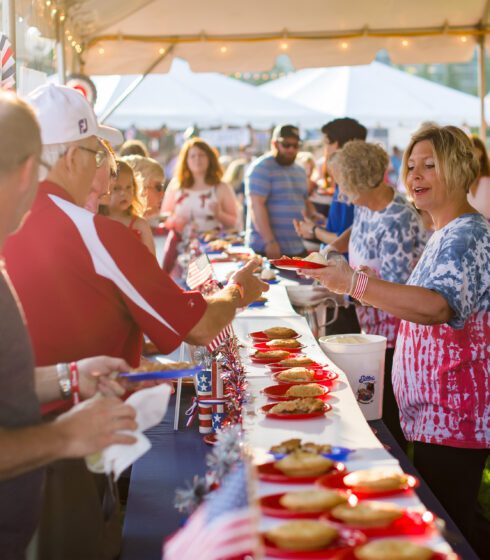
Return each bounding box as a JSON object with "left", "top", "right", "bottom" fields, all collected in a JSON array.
[{"left": 417, "top": 295, "right": 453, "bottom": 325}]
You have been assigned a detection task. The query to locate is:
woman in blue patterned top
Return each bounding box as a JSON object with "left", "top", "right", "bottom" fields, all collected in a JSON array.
[
  {"left": 300, "top": 126, "right": 490, "bottom": 558},
  {"left": 320, "top": 141, "right": 427, "bottom": 449}
]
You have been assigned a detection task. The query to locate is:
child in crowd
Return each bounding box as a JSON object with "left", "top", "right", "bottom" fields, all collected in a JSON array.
[{"left": 105, "top": 159, "right": 156, "bottom": 256}]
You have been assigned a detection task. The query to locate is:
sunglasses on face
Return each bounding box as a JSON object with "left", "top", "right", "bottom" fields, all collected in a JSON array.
[{"left": 279, "top": 140, "right": 301, "bottom": 150}]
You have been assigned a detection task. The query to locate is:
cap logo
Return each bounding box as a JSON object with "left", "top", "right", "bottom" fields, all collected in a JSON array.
[{"left": 78, "top": 118, "right": 88, "bottom": 134}]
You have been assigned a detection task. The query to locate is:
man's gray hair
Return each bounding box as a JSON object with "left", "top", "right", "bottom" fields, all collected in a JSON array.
[{"left": 41, "top": 142, "right": 76, "bottom": 168}]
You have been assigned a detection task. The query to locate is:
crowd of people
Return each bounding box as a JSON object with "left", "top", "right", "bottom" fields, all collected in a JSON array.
[{"left": 0, "top": 81, "right": 488, "bottom": 560}]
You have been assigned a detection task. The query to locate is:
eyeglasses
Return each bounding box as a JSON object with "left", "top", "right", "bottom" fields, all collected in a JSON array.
[
  {"left": 77, "top": 146, "right": 107, "bottom": 168},
  {"left": 279, "top": 140, "right": 301, "bottom": 150}
]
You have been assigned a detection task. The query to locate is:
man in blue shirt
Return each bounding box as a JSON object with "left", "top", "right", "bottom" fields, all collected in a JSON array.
[{"left": 245, "top": 125, "right": 309, "bottom": 258}]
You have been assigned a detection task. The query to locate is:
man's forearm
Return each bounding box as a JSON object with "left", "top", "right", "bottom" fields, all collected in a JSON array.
[
  {"left": 185, "top": 286, "right": 242, "bottom": 346},
  {"left": 0, "top": 423, "right": 64, "bottom": 480},
  {"left": 250, "top": 197, "right": 275, "bottom": 242},
  {"left": 329, "top": 226, "right": 352, "bottom": 253},
  {"left": 34, "top": 366, "right": 63, "bottom": 404}
]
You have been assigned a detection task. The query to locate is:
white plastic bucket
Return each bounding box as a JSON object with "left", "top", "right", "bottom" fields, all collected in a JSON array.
[{"left": 319, "top": 334, "right": 387, "bottom": 421}]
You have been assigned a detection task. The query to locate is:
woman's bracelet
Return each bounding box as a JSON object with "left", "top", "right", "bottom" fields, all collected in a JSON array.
[{"left": 350, "top": 269, "right": 369, "bottom": 301}]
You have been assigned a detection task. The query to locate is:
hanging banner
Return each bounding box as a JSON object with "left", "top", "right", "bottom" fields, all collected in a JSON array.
[{"left": 0, "top": 34, "right": 15, "bottom": 90}]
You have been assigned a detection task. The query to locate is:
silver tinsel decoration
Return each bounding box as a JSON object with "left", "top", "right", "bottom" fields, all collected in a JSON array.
[{"left": 174, "top": 475, "right": 210, "bottom": 515}]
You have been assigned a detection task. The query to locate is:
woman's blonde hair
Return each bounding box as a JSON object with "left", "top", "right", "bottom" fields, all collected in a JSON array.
[
  {"left": 175, "top": 138, "right": 223, "bottom": 189},
  {"left": 121, "top": 154, "right": 164, "bottom": 185},
  {"left": 401, "top": 125, "right": 479, "bottom": 194},
  {"left": 330, "top": 140, "right": 389, "bottom": 201},
  {"left": 114, "top": 159, "right": 146, "bottom": 217}
]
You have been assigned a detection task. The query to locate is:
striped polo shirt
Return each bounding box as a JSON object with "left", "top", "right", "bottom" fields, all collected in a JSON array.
[{"left": 245, "top": 153, "right": 308, "bottom": 255}]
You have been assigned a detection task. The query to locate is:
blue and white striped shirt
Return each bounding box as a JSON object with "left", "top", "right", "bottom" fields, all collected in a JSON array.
[{"left": 245, "top": 154, "right": 307, "bottom": 255}]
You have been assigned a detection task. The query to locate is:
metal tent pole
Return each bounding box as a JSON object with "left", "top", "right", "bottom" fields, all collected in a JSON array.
[{"left": 478, "top": 34, "right": 487, "bottom": 140}]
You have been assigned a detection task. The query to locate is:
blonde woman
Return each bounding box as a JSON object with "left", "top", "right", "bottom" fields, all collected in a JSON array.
[
  {"left": 122, "top": 154, "right": 165, "bottom": 221},
  {"left": 300, "top": 127, "right": 490, "bottom": 556},
  {"left": 161, "top": 138, "right": 239, "bottom": 233}
]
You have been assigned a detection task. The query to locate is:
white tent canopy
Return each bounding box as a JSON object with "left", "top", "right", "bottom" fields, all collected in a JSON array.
[
  {"left": 92, "top": 59, "right": 329, "bottom": 130},
  {"left": 62, "top": 0, "right": 490, "bottom": 75},
  {"left": 260, "top": 62, "right": 482, "bottom": 127}
]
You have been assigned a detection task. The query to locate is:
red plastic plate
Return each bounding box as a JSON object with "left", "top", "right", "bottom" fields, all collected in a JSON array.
[
  {"left": 270, "top": 258, "right": 327, "bottom": 270},
  {"left": 316, "top": 471, "right": 420, "bottom": 499},
  {"left": 203, "top": 433, "right": 217, "bottom": 446},
  {"left": 263, "top": 384, "right": 330, "bottom": 401},
  {"left": 341, "top": 550, "right": 459, "bottom": 560},
  {"left": 261, "top": 402, "right": 332, "bottom": 420},
  {"left": 249, "top": 330, "right": 301, "bottom": 341},
  {"left": 262, "top": 525, "right": 366, "bottom": 558},
  {"left": 272, "top": 371, "right": 339, "bottom": 386},
  {"left": 322, "top": 509, "right": 436, "bottom": 537},
  {"left": 260, "top": 491, "right": 351, "bottom": 519},
  {"left": 254, "top": 342, "right": 306, "bottom": 353},
  {"left": 250, "top": 352, "right": 291, "bottom": 364},
  {"left": 258, "top": 461, "right": 345, "bottom": 484}
]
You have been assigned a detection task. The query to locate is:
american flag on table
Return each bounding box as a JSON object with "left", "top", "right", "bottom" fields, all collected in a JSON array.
[
  {"left": 186, "top": 254, "right": 213, "bottom": 290},
  {"left": 187, "top": 254, "right": 235, "bottom": 353},
  {"left": 163, "top": 461, "right": 259, "bottom": 560},
  {"left": 0, "top": 34, "right": 15, "bottom": 90}
]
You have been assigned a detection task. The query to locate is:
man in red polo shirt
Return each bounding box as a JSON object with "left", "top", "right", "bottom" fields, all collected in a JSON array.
[{"left": 2, "top": 84, "right": 267, "bottom": 560}]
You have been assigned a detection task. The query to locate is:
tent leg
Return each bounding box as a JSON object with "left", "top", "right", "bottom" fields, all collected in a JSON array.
[
  {"left": 478, "top": 35, "right": 487, "bottom": 140},
  {"left": 56, "top": 13, "right": 66, "bottom": 85},
  {"left": 100, "top": 44, "right": 175, "bottom": 123}
]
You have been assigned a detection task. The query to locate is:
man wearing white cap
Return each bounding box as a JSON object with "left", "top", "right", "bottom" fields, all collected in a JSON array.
[
  {"left": 3, "top": 85, "right": 266, "bottom": 559},
  {"left": 0, "top": 91, "right": 140, "bottom": 560}
]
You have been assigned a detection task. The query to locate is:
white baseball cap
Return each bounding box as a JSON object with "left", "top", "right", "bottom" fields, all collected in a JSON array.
[{"left": 26, "top": 83, "right": 123, "bottom": 146}]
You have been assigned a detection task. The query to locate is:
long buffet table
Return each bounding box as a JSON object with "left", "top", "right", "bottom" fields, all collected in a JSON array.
[{"left": 121, "top": 269, "right": 478, "bottom": 560}]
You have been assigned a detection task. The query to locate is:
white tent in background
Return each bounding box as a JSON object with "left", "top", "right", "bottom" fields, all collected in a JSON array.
[
  {"left": 260, "top": 62, "right": 481, "bottom": 128},
  {"left": 92, "top": 59, "right": 329, "bottom": 130}
]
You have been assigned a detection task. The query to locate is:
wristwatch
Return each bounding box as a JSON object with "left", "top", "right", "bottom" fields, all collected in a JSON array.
[{"left": 56, "top": 363, "right": 72, "bottom": 400}]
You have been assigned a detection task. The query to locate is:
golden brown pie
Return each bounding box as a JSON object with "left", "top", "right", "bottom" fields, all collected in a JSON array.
[
  {"left": 343, "top": 469, "right": 409, "bottom": 492},
  {"left": 278, "top": 356, "right": 315, "bottom": 367},
  {"left": 253, "top": 350, "right": 290, "bottom": 360},
  {"left": 330, "top": 501, "right": 403, "bottom": 527},
  {"left": 279, "top": 489, "right": 348, "bottom": 512},
  {"left": 269, "top": 439, "right": 333, "bottom": 455},
  {"left": 354, "top": 539, "right": 434, "bottom": 560},
  {"left": 276, "top": 367, "right": 316, "bottom": 382},
  {"left": 269, "top": 438, "right": 302, "bottom": 454},
  {"left": 265, "top": 520, "right": 338, "bottom": 551},
  {"left": 263, "top": 327, "right": 298, "bottom": 339},
  {"left": 266, "top": 338, "right": 302, "bottom": 348},
  {"left": 285, "top": 384, "right": 325, "bottom": 398},
  {"left": 269, "top": 398, "right": 324, "bottom": 415},
  {"left": 275, "top": 451, "right": 334, "bottom": 477}
]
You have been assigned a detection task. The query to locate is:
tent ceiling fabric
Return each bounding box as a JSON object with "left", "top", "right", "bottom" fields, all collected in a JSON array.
[{"left": 68, "top": 0, "right": 490, "bottom": 74}]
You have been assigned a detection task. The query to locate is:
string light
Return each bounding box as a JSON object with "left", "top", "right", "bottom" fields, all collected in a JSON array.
[
  {"left": 280, "top": 42, "right": 288, "bottom": 51},
  {"left": 220, "top": 46, "right": 228, "bottom": 53},
  {"left": 460, "top": 36, "right": 468, "bottom": 43},
  {"left": 60, "top": 14, "right": 65, "bottom": 22},
  {"left": 401, "top": 39, "right": 409, "bottom": 47},
  {"left": 71, "top": 40, "right": 76, "bottom": 47},
  {"left": 159, "top": 47, "right": 165, "bottom": 54},
  {"left": 67, "top": 34, "right": 72, "bottom": 41},
  {"left": 46, "top": 0, "right": 52, "bottom": 6},
  {"left": 98, "top": 47, "right": 105, "bottom": 55},
  {"left": 341, "top": 41, "right": 349, "bottom": 49}
]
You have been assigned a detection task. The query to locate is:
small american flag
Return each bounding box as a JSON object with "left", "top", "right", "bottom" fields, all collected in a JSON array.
[
  {"left": 207, "top": 324, "right": 234, "bottom": 353},
  {"left": 187, "top": 254, "right": 213, "bottom": 290},
  {"left": 0, "top": 34, "right": 15, "bottom": 90},
  {"left": 163, "top": 462, "right": 258, "bottom": 560}
]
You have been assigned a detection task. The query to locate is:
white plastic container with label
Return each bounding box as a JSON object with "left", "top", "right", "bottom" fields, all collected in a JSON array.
[{"left": 319, "top": 334, "right": 387, "bottom": 421}]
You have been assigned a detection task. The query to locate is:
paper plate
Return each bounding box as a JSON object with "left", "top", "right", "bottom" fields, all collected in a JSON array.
[
  {"left": 261, "top": 402, "right": 332, "bottom": 420},
  {"left": 258, "top": 461, "right": 345, "bottom": 484},
  {"left": 270, "top": 258, "right": 326, "bottom": 270},
  {"left": 262, "top": 525, "right": 366, "bottom": 558},
  {"left": 119, "top": 364, "right": 202, "bottom": 382},
  {"left": 263, "top": 383, "right": 330, "bottom": 401},
  {"left": 316, "top": 472, "right": 420, "bottom": 499}
]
